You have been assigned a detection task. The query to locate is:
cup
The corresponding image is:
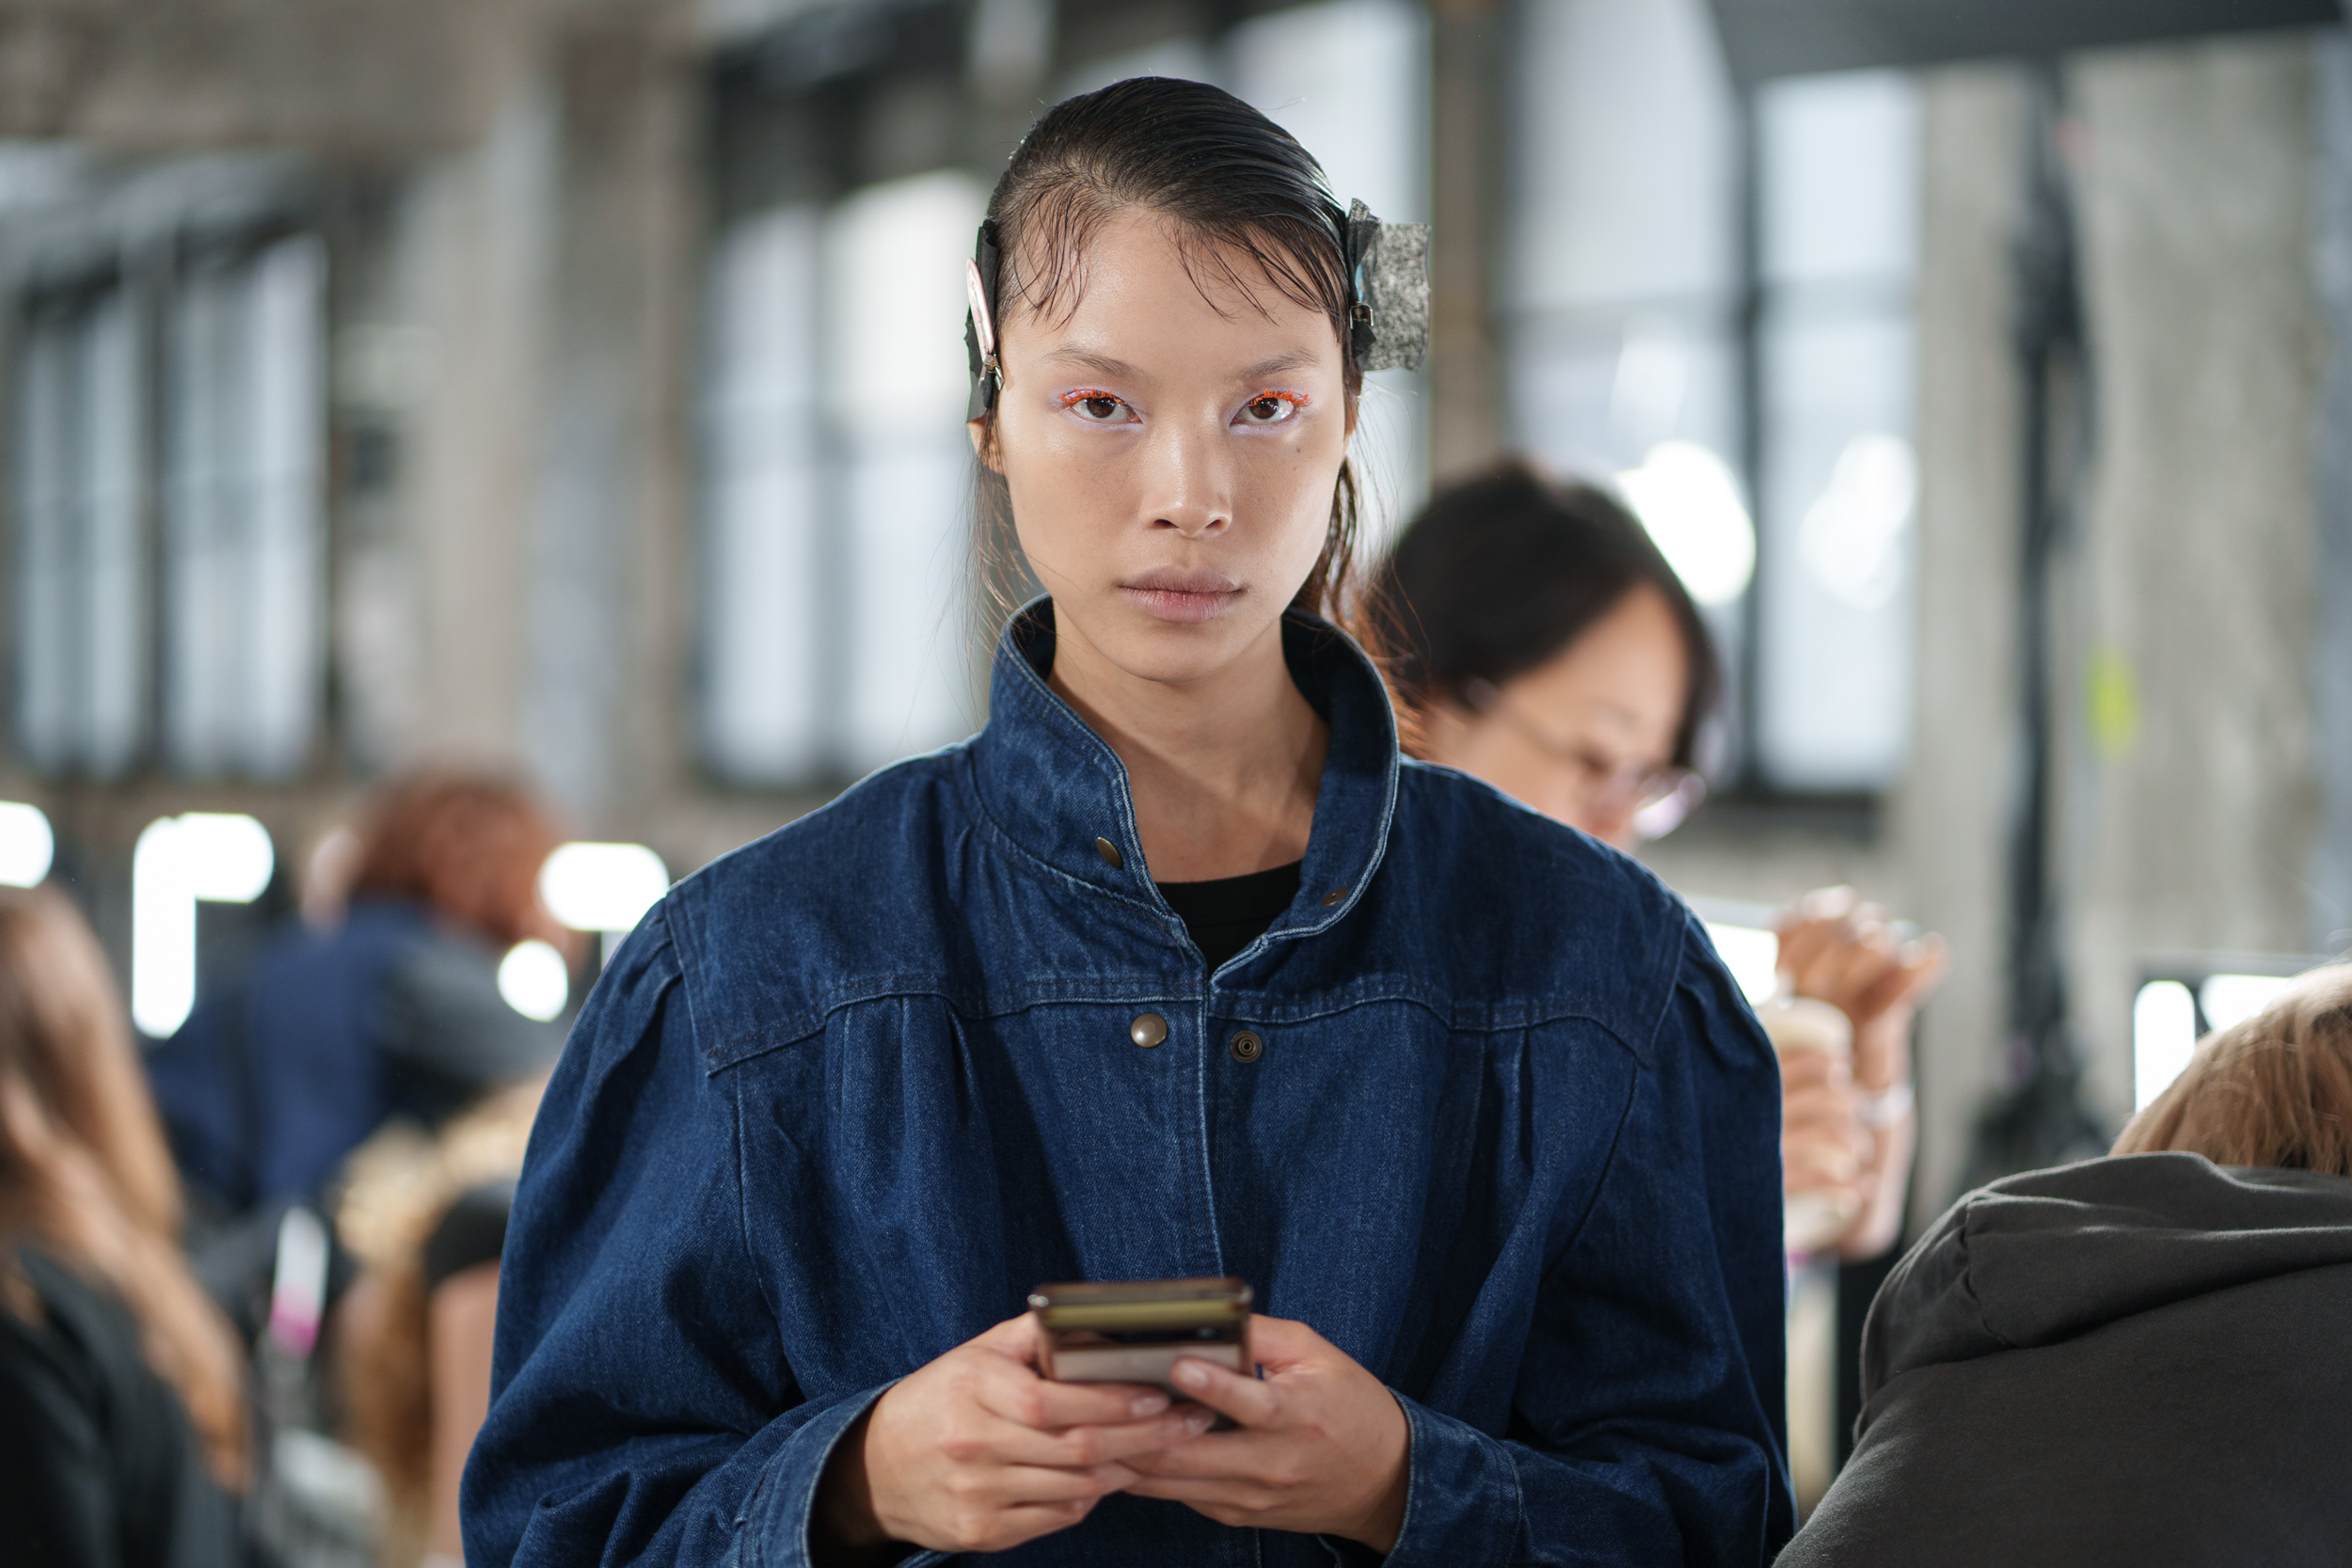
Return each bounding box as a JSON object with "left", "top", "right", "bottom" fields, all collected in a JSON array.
[{"left": 1756, "top": 994, "right": 1864, "bottom": 1254}]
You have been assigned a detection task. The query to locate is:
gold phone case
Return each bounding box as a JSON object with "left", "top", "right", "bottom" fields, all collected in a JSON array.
[{"left": 1028, "top": 1276, "right": 1252, "bottom": 1387}]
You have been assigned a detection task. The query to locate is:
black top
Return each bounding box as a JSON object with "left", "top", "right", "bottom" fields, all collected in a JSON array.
[
  {"left": 0, "top": 1248, "right": 243, "bottom": 1568},
  {"left": 1154, "top": 861, "right": 1303, "bottom": 972},
  {"left": 1781, "top": 1154, "right": 2352, "bottom": 1567},
  {"left": 423, "top": 1181, "right": 516, "bottom": 1292}
]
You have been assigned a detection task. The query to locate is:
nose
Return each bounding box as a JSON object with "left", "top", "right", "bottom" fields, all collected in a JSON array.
[{"left": 1142, "top": 412, "right": 1235, "bottom": 538}]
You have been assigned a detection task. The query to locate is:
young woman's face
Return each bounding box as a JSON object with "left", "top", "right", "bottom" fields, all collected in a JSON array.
[
  {"left": 1425, "top": 583, "right": 1691, "bottom": 848},
  {"left": 979, "top": 210, "right": 1354, "bottom": 689}
]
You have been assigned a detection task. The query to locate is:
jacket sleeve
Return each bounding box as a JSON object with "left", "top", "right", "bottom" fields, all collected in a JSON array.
[
  {"left": 1373, "top": 912, "right": 1795, "bottom": 1568},
  {"left": 460, "top": 905, "right": 898, "bottom": 1568}
]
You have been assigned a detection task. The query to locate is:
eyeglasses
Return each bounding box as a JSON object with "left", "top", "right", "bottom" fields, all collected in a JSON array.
[{"left": 1461, "top": 679, "right": 1706, "bottom": 840}]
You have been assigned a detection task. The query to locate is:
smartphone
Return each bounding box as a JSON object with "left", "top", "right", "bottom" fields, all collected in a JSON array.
[{"left": 1028, "top": 1276, "right": 1252, "bottom": 1388}]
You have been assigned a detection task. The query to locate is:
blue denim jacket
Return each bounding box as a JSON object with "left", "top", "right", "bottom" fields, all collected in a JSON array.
[{"left": 465, "top": 604, "right": 1793, "bottom": 1567}]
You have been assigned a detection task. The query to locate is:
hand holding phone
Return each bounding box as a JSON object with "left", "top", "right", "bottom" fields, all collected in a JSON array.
[{"left": 1029, "top": 1276, "right": 1252, "bottom": 1389}]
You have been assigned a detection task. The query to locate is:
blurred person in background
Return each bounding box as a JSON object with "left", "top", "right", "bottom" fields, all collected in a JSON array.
[
  {"left": 1781, "top": 963, "right": 2352, "bottom": 1566},
  {"left": 144, "top": 770, "right": 572, "bottom": 1335},
  {"left": 0, "top": 886, "right": 250, "bottom": 1568},
  {"left": 1370, "top": 457, "right": 1946, "bottom": 1260},
  {"left": 337, "top": 1078, "right": 543, "bottom": 1568}
]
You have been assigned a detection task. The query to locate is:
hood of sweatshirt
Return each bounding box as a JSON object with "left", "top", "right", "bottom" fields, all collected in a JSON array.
[{"left": 1861, "top": 1151, "right": 2352, "bottom": 1408}]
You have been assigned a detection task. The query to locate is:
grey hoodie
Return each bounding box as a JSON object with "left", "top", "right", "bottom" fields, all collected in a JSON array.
[{"left": 1780, "top": 1152, "right": 2352, "bottom": 1566}]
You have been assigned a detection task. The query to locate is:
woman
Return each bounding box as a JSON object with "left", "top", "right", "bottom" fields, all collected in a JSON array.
[
  {"left": 468, "top": 80, "right": 1791, "bottom": 1566},
  {"left": 0, "top": 887, "right": 249, "bottom": 1568},
  {"left": 1370, "top": 460, "right": 1945, "bottom": 1259},
  {"left": 1780, "top": 963, "right": 2352, "bottom": 1565},
  {"left": 147, "top": 770, "right": 570, "bottom": 1236}
]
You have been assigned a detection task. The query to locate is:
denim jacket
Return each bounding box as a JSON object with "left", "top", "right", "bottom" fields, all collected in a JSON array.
[{"left": 465, "top": 604, "right": 1794, "bottom": 1567}]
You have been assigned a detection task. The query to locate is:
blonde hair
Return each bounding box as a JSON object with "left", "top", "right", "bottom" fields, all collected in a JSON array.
[
  {"left": 335, "top": 1076, "right": 543, "bottom": 1526},
  {"left": 0, "top": 886, "right": 248, "bottom": 1485},
  {"left": 2114, "top": 963, "right": 2352, "bottom": 1177}
]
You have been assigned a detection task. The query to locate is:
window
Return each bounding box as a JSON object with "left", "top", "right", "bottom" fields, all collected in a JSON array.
[
  {"left": 1751, "top": 71, "right": 1920, "bottom": 791},
  {"left": 1503, "top": 0, "right": 1752, "bottom": 750},
  {"left": 10, "top": 223, "right": 327, "bottom": 783},
  {"left": 1505, "top": 0, "right": 1922, "bottom": 794},
  {"left": 163, "top": 234, "right": 329, "bottom": 780},
  {"left": 699, "top": 170, "right": 987, "bottom": 785},
  {"left": 15, "top": 281, "right": 146, "bottom": 777}
]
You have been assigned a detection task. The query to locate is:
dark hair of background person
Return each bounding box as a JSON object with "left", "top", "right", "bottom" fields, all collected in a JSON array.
[
  {"left": 1368, "top": 455, "right": 1721, "bottom": 769},
  {"left": 0, "top": 885, "right": 248, "bottom": 1486},
  {"left": 969, "top": 76, "right": 1375, "bottom": 644},
  {"left": 349, "top": 772, "right": 564, "bottom": 950},
  {"left": 2114, "top": 965, "right": 2352, "bottom": 1177}
]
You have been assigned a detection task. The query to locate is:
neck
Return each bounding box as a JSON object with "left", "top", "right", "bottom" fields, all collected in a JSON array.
[{"left": 1049, "top": 612, "right": 1327, "bottom": 882}]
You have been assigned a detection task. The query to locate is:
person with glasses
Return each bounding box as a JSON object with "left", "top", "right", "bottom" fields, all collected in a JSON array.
[{"left": 1372, "top": 457, "right": 1944, "bottom": 1262}]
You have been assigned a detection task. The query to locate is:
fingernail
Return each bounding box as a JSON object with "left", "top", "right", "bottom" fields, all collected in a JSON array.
[
  {"left": 1130, "top": 1392, "right": 1168, "bottom": 1418},
  {"left": 1173, "top": 1360, "right": 1207, "bottom": 1389},
  {"left": 1185, "top": 1407, "right": 1216, "bottom": 1433}
]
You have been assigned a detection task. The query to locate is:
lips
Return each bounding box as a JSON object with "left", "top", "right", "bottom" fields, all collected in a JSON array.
[{"left": 1119, "top": 566, "right": 1243, "bottom": 624}]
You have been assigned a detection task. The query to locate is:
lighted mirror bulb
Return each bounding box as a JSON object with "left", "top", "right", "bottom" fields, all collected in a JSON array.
[
  {"left": 538, "top": 842, "right": 672, "bottom": 934},
  {"left": 1614, "top": 441, "right": 1756, "bottom": 608},
  {"left": 131, "top": 813, "right": 276, "bottom": 1038},
  {"left": 0, "top": 801, "right": 55, "bottom": 888},
  {"left": 498, "top": 940, "right": 570, "bottom": 1023}
]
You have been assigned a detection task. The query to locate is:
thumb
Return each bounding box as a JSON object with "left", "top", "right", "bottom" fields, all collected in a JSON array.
[
  {"left": 976, "top": 1309, "right": 1044, "bottom": 1362},
  {"left": 1243, "top": 1313, "right": 1327, "bottom": 1370}
]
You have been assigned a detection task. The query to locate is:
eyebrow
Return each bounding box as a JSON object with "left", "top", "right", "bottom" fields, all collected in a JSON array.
[
  {"left": 1234, "top": 349, "right": 1319, "bottom": 383},
  {"left": 1037, "top": 347, "right": 1324, "bottom": 384}
]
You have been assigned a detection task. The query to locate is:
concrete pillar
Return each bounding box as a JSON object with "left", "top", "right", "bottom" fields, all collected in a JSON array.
[
  {"left": 2311, "top": 34, "right": 2352, "bottom": 954},
  {"left": 1883, "top": 64, "right": 2028, "bottom": 1223},
  {"left": 1426, "top": 0, "right": 1505, "bottom": 478},
  {"left": 518, "top": 9, "right": 698, "bottom": 832},
  {"left": 2063, "top": 34, "right": 2325, "bottom": 1119},
  {"left": 397, "top": 81, "right": 559, "bottom": 767}
]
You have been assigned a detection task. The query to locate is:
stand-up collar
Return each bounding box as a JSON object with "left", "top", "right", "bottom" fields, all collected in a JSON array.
[{"left": 967, "top": 597, "right": 1400, "bottom": 938}]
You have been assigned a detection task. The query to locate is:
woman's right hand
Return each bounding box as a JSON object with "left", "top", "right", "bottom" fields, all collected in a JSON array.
[{"left": 812, "top": 1312, "right": 1216, "bottom": 1562}]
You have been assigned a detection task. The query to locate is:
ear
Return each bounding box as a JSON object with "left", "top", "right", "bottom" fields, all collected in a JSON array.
[{"left": 968, "top": 417, "right": 1004, "bottom": 475}]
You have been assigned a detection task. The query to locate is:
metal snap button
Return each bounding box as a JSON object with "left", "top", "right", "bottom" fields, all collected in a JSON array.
[
  {"left": 1229, "top": 1029, "right": 1263, "bottom": 1064},
  {"left": 1095, "top": 836, "right": 1124, "bottom": 868},
  {"left": 1130, "top": 1012, "right": 1168, "bottom": 1048},
  {"left": 1319, "top": 886, "right": 1350, "bottom": 908}
]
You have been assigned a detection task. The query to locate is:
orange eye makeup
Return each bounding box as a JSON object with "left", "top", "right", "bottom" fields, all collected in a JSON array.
[
  {"left": 1236, "top": 388, "right": 1310, "bottom": 424},
  {"left": 1057, "top": 388, "right": 1135, "bottom": 420}
]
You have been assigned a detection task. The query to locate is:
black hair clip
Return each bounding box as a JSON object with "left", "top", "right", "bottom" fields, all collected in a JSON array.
[
  {"left": 964, "top": 219, "right": 1004, "bottom": 420},
  {"left": 1343, "top": 198, "right": 1429, "bottom": 374}
]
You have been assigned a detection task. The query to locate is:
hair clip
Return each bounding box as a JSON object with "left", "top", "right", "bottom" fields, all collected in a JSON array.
[
  {"left": 964, "top": 220, "right": 1004, "bottom": 419},
  {"left": 1343, "top": 199, "right": 1429, "bottom": 374}
]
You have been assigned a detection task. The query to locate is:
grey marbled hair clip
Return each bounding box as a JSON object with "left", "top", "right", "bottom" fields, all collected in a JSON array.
[{"left": 1343, "top": 198, "right": 1429, "bottom": 374}]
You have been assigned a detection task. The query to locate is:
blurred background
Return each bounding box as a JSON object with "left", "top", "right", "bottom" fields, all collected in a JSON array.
[{"left": 2, "top": 0, "right": 2350, "bottom": 1529}]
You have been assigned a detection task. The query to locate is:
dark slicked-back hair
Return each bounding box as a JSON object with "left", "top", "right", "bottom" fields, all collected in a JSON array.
[
  {"left": 973, "top": 77, "right": 1369, "bottom": 629},
  {"left": 1369, "top": 456, "right": 1721, "bottom": 769}
]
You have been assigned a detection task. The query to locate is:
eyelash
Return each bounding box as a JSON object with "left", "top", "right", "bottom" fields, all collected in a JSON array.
[
  {"left": 1059, "top": 388, "right": 1135, "bottom": 422},
  {"left": 1055, "top": 388, "right": 1311, "bottom": 426},
  {"left": 1238, "top": 388, "right": 1309, "bottom": 425}
]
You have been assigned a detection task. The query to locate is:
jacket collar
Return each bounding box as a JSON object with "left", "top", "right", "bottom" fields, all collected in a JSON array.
[{"left": 967, "top": 596, "right": 1399, "bottom": 942}]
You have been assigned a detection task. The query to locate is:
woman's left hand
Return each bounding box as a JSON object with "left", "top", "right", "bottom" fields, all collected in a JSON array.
[{"left": 1118, "top": 1314, "right": 1410, "bottom": 1550}]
